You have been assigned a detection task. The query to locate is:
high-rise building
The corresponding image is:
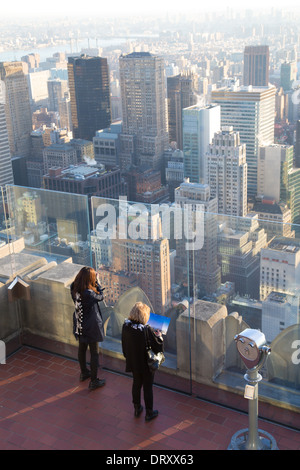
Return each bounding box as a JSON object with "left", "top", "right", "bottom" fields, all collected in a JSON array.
[
  {"left": 260, "top": 238, "right": 300, "bottom": 301},
  {"left": 0, "top": 62, "right": 32, "bottom": 158},
  {"left": 67, "top": 55, "right": 111, "bottom": 141},
  {"left": 295, "top": 120, "right": 300, "bottom": 168},
  {"left": 205, "top": 127, "right": 247, "bottom": 216},
  {"left": 167, "top": 73, "right": 198, "bottom": 149},
  {"left": 243, "top": 45, "right": 270, "bottom": 86},
  {"left": 280, "top": 61, "right": 297, "bottom": 92},
  {"left": 218, "top": 214, "right": 267, "bottom": 299},
  {"left": 212, "top": 85, "right": 275, "bottom": 197},
  {"left": 257, "top": 144, "right": 294, "bottom": 202},
  {"left": 47, "top": 79, "right": 69, "bottom": 113},
  {"left": 119, "top": 52, "right": 169, "bottom": 170},
  {"left": 183, "top": 104, "right": 220, "bottom": 184},
  {"left": 111, "top": 212, "right": 171, "bottom": 314},
  {"left": 175, "top": 179, "right": 221, "bottom": 297},
  {"left": 0, "top": 102, "right": 14, "bottom": 187},
  {"left": 262, "top": 291, "right": 299, "bottom": 342}
]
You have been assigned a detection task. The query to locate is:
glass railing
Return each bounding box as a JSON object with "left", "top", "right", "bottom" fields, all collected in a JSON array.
[{"left": 0, "top": 184, "right": 299, "bottom": 422}]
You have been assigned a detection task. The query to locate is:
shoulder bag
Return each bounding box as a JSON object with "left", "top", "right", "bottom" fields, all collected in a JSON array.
[{"left": 144, "top": 327, "right": 165, "bottom": 372}]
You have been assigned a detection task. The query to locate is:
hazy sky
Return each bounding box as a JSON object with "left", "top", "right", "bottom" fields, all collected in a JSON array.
[{"left": 3, "top": 0, "right": 300, "bottom": 18}]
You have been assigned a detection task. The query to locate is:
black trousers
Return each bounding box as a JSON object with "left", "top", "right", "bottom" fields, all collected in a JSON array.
[
  {"left": 132, "top": 369, "right": 154, "bottom": 410},
  {"left": 78, "top": 341, "right": 99, "bottom": 381}
]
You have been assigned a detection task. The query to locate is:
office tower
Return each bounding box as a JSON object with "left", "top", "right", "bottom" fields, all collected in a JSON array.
[
  {"left": 125, "top": 166, "right": 168, "bottom": 204},
  {"left": 68, "top": 55, "right": 111, "bottom": 141},
  {"left": 251, "top": 199, "right": 294, "bottom": 239},
  {"left": 257, "top": 144, "right": 294, "bottom": 202},
  {"left": 206, "top": 127, "right": 247, "bottom": 217},
  {"left": 47, "top": 79, "right": 69, "bottom": 113},
  {"left": 112, "top": 213, "right": 171, "bottom": 314},
  {"left": 0, "top": 62, "right": 32, "bottom": 158},
  {"left": 59, "top": 92, "right": 72, "bottom": 132},
  {"left": 165, "top": 148, "right": 184, "bottom": 202},
  {"left": 119, "top": 52, "right": 169, "bottom": 170},
  {"left": 280, "top": 61, "right": 297, "bottom": 92},
  {"left": 167, "top": 73, "right": 198, "bottom": 149},
  {"left": 93, "top": 121, "right": 122, "bottom": 167},
  {"left": 295, "top": 120, "right": 300, "bottom": 168},
  {"left": 212, "top": 85, "right": 275, "bottom": 197},
  {"left": 27, "top": 70, "right": 51, "bottom": 109},
  {"left": 260, "top": 238, "right": 300, "bottom": 301},
  {"left": 21, "top": 53, "right": 40, "bottom": 71},
  {"left": 43, "top": 163, "right": 125, "bottom": 200},
  {"left": 262, "top": 292, "right": 299, "bottom": 342},
  {"left": 183, "top": 104, "right": 220, "bottom": 184},
  {"left": 218, "top": 214, "right": 267, "bottom": 299},
  {"left": 243, "top": 46, "right": 270, "bottom": 86},
  {"left": 43, "top": 143, "right": 77, "bottom": 174},
  {"left": 0, "top": 102, "right": 14, "bottom": 187},
  {"left": 175, "top": 180, "right": 221, "bottom": 297},
  {"left": 257, "top": 142, "right": 300, "bottom": 225}
]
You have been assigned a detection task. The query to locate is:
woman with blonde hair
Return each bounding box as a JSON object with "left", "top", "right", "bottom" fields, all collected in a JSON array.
[
  {"left": 71, "top": 266, "right": 106, "bottom": 391},
  {"left": 122, "top": 302, "right": 164, "bottom": 421}
]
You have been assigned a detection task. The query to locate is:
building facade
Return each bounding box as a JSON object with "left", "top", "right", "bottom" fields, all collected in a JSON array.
[
  {"left": 119, "top": 52, "right": 169, "bottom": 170},
  {"left": 243, "top": 45, "right": 270, "bottom": 86},
  {"left": 205, "top": 127, "right": 247, "bottom": 216},
  {"left": 212, "top": 85, "right": 275, "bottom": 197},
  {"left": 0, "top": 62, "right": 32, "bottom": 158},
  {"left": 68, "top": 55, "right": 111, "bottom": 141},
  {"left": 175, "top": 179, "right": 221, "bottom": 297},
  {"left": 183, "top": 104, "right": 220, "bottom": 184}
]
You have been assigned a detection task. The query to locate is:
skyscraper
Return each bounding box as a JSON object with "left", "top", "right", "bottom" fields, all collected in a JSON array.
[
  {"left": 183, "top": 104, "right": 220, "bottom": 184},
  {"left": 243, "top": 45, "right": 270, "bottom": 87},
  {"left": 206, "top": 127, "right": 247, "bottom": 216},
  {"left": 167, "top": 73, "right": 198, "bottom": 150},
  {"left": 175, "top": 179, "right": 221, "bottom": 297},
  {"left": 119, "top": 52, "right": 169, "bottom": 170},
  {"left": 0, "top": 102, "right": 14, "bottom": 187},
  {"left": 212, "top": 85, "right": 275, "bottom": 197},
  {"left": 280, "top": 61, "right": 297, "bottom": 92},
  {"left": 0, "top": 62, "right": 32, "bottom": 158},
  {"left": 68, "top": 55, "right": 111, "bottom": 141}
]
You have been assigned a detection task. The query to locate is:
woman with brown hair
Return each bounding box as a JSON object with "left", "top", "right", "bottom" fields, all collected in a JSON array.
[
  {"left": 121, "top": 302, "right": 164, "bottom": 421},
  {"left": 71, "top": 266, "right": 106, "bottom": 390}
]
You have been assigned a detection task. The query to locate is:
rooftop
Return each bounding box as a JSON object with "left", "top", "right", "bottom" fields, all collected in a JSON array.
[{"left": 1, "top": 347, "right": 299, "bottom": 451}]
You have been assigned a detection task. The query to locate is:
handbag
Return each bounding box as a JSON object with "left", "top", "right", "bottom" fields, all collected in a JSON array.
[{"left": 144, "top": 327, "right": 165, "bottom": 372}]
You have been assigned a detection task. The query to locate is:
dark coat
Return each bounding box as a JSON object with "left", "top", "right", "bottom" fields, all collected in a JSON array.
[
  {"left": 71, "top": 282, "right": 104, "bottom": 343},
  {"left": 121, "top": 321, "right": 164, "bottom": 374}
]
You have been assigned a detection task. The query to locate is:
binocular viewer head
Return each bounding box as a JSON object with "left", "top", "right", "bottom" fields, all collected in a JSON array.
[{"left": 235, "top": 328, "right": 271, "bottom": 369}]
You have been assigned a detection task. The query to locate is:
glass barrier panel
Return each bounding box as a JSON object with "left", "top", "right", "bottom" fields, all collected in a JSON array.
[
  {"left": 91, "top": 195, "right": 193, "bottom": 394},
  {"left": 5, "top": 184, "right": 92, "bottom": 266}
]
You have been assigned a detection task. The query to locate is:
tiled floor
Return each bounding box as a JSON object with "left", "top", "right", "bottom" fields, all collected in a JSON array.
[{"left": 0, "top": 347, "right": 299, "bottom": 451}]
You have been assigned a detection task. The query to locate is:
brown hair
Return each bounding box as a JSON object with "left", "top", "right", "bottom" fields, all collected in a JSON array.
[
  {"left": 72, "top": 267, "right": 98, "bottom": 296},
  {"left": 128, "top": 302, "right": 150, "bottom": 325}
]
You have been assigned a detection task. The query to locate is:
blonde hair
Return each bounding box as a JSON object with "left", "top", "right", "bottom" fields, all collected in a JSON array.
[{"left": 128, "top": 302, "right": 150, "bottom": 325}]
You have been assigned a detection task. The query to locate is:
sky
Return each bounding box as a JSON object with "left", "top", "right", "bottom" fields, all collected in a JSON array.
[{"left": 2, "top": 0, "right": 300, "bottom": 19}]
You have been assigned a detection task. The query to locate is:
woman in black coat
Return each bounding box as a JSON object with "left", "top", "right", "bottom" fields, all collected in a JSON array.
[
  {"left": 122, "top": 302, "right": 164, "bottom": 421},
  {"left": 71, "top": 266, "right": 106, "bottom": 391}
]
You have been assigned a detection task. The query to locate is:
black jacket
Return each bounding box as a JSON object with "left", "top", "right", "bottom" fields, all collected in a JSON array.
[
  {"left": 122, "top": 321, "right": 164, "bottom": 374},
  {"left": 71, "top": 282, "right": 104, "bottom": 343}
]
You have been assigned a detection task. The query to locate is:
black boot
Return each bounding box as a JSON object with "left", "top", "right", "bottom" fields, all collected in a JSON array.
[
  {"left": 145, "top": 409, "right": 158, "bottom": 421},
  {"left": 88, "top": 378, "right": 106, "bottom": 390},
  {"left": 134, "top": 404, "right": 143, "bottom": 417}
]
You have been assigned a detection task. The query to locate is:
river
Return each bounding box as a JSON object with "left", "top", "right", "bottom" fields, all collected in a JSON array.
[{"left": 0, "top": 37, "right": 133, "bottom": 62}]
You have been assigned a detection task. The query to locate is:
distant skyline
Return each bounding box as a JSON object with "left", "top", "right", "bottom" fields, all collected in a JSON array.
[{"left": 2, "top": 0, "right": 300, "bottom": 18}]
